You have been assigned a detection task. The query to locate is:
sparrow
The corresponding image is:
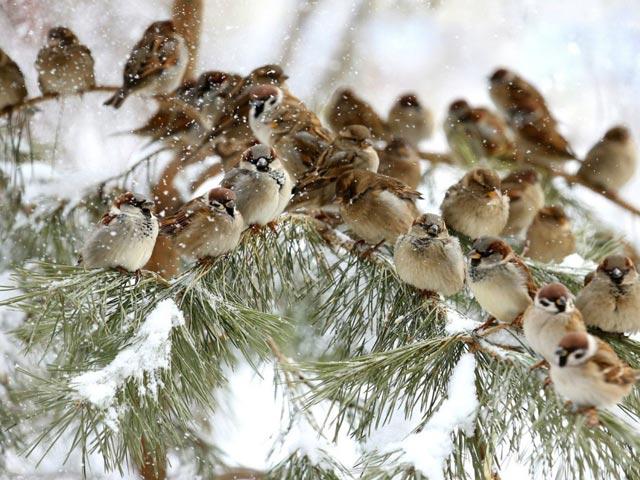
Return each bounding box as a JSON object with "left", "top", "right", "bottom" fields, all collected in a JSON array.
[
  {"left": 523, "top": 282, "right": 586, "bottom": 363},
  {"left": 489, "top": 68, "right": 575, "bottom": 163},
  {"left": 221, "top": 144, "right": 292, "bottom": 227},
  {"left": 376, "top": 138, "right": 421, "bottom": 189},
  {"left": 195, "top": 70, "right": 232, "bottom": 127},
  {"left": 525, "top": 205, "right": 575, "bottom": 263},
  {"left": 575, "top": 255, "right": 640, "bottom": 334},
  {"left": 577, "top": 126, "right": 637, "bottom": 192},
  {"left": 444, "top": 99, "right": 518, "bottom": 166},
  {"left": 440, "top": 168, "right": 510, "bottom": 239},
  {"left": 387, "top": 93, "right": 433, "bottom": 147},
  {"left": 289, "top": 125, "right": 378, "bottom": 210},
  {"left": 551, "top": 331, "right": 638, "bottom": 411},
  {"left": 0, "top": 48, "right": 28, "bottom": 112},
  {"left": 500, "top": 169, "right": 545, "bottom": 237},
  {"left": 324, "top": 87, "right": 388, "bottom": 140},
  {"left": 248, "top": 84, "right": 333, "bottom": 179},
  {"left": 160, "top": 188, "right": 243, "bottom": 260},
  {"left": 81, "top": 192, "right": 158, "bottom": 272},
  {"left": 35, "top": 27, "right": 96, "bottom": 96},
  {"left": 335, "top": 169, "right": 422, "bottom": 245},
  {"left": 394, "top": 213, "right": 465, "bottom": 296},
  {"left": 467, "top": 236, "right": 536, "bottom": 325},
  {"left": 105, "top": 20, "right": 188, "bottom": 108}
]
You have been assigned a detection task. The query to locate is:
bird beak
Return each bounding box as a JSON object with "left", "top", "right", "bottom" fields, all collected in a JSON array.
[
  {"left": 556, "top": 350, "right": 568, "bottom": 367},
  {"left": 428, "top": 224, "right": 439, "bottom": 237},
  {"left": 469, "top": 250, "right": 481, "bottom": 260},
  {"left": 143, "top": 200, "right": 155, "bottom": 210},
  {"left": 609, "top": 268, "right": 624, "bottom": 282},
  {"left": 486, "top": 189, "right": 499, "bottom": 200},
  {"left": 225, "top": 202, "right": 236, "bottom": 217},
  {"left": 256, "top": 157, "right": 269, "bottom": 171},
  {"left": 556, "top": 297, "right": 566, "bottom": 313}
]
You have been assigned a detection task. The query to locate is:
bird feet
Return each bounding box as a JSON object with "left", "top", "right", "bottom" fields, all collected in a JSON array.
[
  {"left": 474, "top": 316, "right": 499, "bottom": 332},
  {"left": 360, "top": 240, "right": 385, "bottom": 259},
  {"left": 576, "top": 406, "right": 600, "bottom": 427},
  {"left": 529, "top": 359, "right": 549, "bottom": 371},
  {"left": 419, "top": 290, "right": 440, "bottom": 302},
  {"left": 510, "top": 313, "right": 524, "bottom": 329},
  {"left": 266, "top": 220, "right": 278, "bottom": 233}
]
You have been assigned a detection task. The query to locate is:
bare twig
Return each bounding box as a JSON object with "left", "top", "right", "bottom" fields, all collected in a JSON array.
[
  {"left": 1, "top": 86, "right": 118, "bottom": 116},
  {"left": 417, "top": 150, "right": 455, "bottom": 165}
]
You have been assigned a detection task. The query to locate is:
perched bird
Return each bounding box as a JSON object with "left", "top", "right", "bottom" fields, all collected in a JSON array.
[
  {"left": 525, "top": 205, "right": 575, "bottom": 263},
  {"left": 35, "top": 27, "right": 95, "bottom": 96},
  {"left": 324, "top": 87, "right": 388, "bottom": 140},
  {"left": 523, "top": 282, "right": 586, "bottom": 363},
  {"left": 81, "top": 192, "right": 158, "bottom": 272},
  {"left": 0, "top": 48, "right": 28, "bottom": 112},
  {"left": 289, "top": 125, "right": 378, "bottom": 210},
  {"left": 551, "top": 332, "right": 638, "bottom": 411},
  {"left": 577, "top": 126, "right": 637, "bottom": 192},
  {"left": 105, "top": 20, "right": 188, "bottom": 108},
  {"left": 394, "top": 213, "right": 465, "bottom": 296},
  {"left": 489, "top": 68, "right": 575, "bottom": 164},
  {"left": 387, "top": 93, "right": 433, "bottom": 146},
  {"left": 335, "top": 170, "right": 422, "bottom": 245},
  {"left": 440, "top": 168, "right": 509, "bottom": 238},
  {"left": 221, "top": 144, "right": 292, "bottom": 227},
  {"left": 195, "top": 70, "right": 232, "bottom": 127},
  {"left": 248, "top": 84, "right": 333, "bottom": 179},
  {"left": 444, "top": 99, "right": 518, "bottom": 166},
  {"left": 576, "top": 255, "right": 640, "bottom": 334},
  {"left": 501, "top": 169, "right": 545, "bottom": 237},
  {"left": 376, "top": 138, "right": 421, "bottom": 189},
  {"left": 467, "top": 236, "right": 536, "bottom": 325},
  {"left": 160, "top": 188, "right": 243, "bottom": 260}
]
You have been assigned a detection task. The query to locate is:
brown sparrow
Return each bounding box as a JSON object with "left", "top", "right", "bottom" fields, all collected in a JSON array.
[
  {"left": 440, "top": 168, "right": 509, "bottom": 238},
  {"left": 335, "top": 170, "right": 422, "bottom": 245},
  {"left": 81, "top": 192, "right": 158, "bottom": 272},
  {"left": 394, "top": 213, "right": 465, "bottom": 296},
  {"left": 387, "top": 93, "right": 434, "bottom": 146},
  {"left": 576, "top": 255, "right": 640, "bottom": 334},
  {"left": 551, "top": 332, "right": 638, "bottom": 409},
  {"left": 376, "top": 138, "right": 421, "bottom": 189},
  {"left": 523, "top": 282, "right": 586, "bottom": 363},
  {"left": 577, "top": 126, "right": 636, "bottom": 192},
  {"left": 467, "top": 236, "right": 536, "bottom": 325},
  {"left": 248, "top": 84, "right": 333, "bottom": 179},
  {"left": 501, "top": 169, "right": 545, "bottom": 237},
  {"left": 221, "top": 144, "right": 292, "bottom": 227},
  {"left": 489, "top": 68, "right": 575, "bottom": 163},
  {"left": 324, "top": 87, "right": 388, "bottom": 140},
  {"left": 525, "top": 206, "right": 576, "bottom": 263},
  {"left": 195, "top": 70, "right": 232, "bottom": 127},
  {"left": 444, "top": 99, "right": 518, "bottom": 166},
  {"left": 160, "top": 188, "right": 243, "bottom": 260},
  {"left": 0, "top": 48, "right": 27, "bottom": 112},
  {"left": 289, "top": 125, "right": 378, "bottom": 210},
  {"left": 105, "top": 20, "right": 188, "bottom": 108},
  {"left": 35, "top": 27, "right": 96, "bottom": 96}
]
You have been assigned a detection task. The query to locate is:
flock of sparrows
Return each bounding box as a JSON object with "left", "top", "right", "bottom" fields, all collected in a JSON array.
[{"left": 2, "top": 20, "right": 639, "bottom": 421}]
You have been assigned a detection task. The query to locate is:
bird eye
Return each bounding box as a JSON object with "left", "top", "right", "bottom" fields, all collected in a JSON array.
[
  {"left": 574, "top": 352, "right": 584, "bottom": 359},
  {"left": 539, "top": 299, "right": 550, "bottom": 306}
]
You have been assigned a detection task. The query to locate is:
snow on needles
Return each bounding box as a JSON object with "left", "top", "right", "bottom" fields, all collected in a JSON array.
[
  {"left": 385, "top": 353, "right": 478, "bottom": 480},
  {"left": 70, "top": 299, "right": 185, "bottom": 410}
]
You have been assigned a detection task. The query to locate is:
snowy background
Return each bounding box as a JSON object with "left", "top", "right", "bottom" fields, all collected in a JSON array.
[{"left": 1, "top": 0, "right": 639, "bottom": 478}]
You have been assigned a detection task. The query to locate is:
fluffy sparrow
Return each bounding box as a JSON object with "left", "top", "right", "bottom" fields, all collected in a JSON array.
[
  {"left": 525, "top": 205, "right": 575, "bottom": 263},
  {"left": 0, "top": 48, "right": 28, "bottom": 112},
  {"left": 394, "top": 213, "right": 465, "bottom": 296},
  {"left": 575, "top": 255, "right": 640, "bottom": 333},
  {"left": 105, "top": 20, "right": 188, "bottom": 108},
  {"left": 335, "top": 170, "right": 422, "bottom": 245},
  {"left": 160, "top": 188, "right": 243, "bottom": 260},
  {"left": 440, "top": 168, "right": 510, "bottom": 238},
  {"left": 221, "top": 144, "right": 292, "bottom": 227},
  {"left": 195, "top": 70, "right": 232, "bottom": 127},
  {"left": 81, "top": 192, "right": 158, "bottom": 272},
  {"left": 523, "top": 282, "right": 586, "bottom": 363},
  {"left": 324, "top": 87, "right": 388, "bottom": 140},
  {"left": 467, "top": 236, "right": 536, "bottom": 325},
  {"left": 376, "top": 138, "right": 421, "bottom": 189},
  {"left": 577, "top": 126, "right": 636, "bottom": 192},
  {"left": 501, "top": 169, "right": 545, "bottom": 237},
  {"left": 551, "top": 332, "right": 638, "bottom": 410},
  {"left": 489, "top": 68, "right": 575, "bottom": 163},
  {"left": 35, "top": 27, "right": 95, "bottom": 96},
  {"left": 387, "top": 93, "right": 433, "bottom": 146},
  {"left": 248, "top": 84, "right": 333, "bottom": 179},
  {"left": 289, "top": 125, "right": 378, "bottom": 210},
  {"left": 444, "top": 99, "right": 518, "bottom": 166}
]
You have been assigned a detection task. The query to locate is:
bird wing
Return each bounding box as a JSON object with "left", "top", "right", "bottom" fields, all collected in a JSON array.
[
  {"left": 375, "top": 174, "right": 423, "bottom": 202},
  {"left": 123, "top": 34, "right": 179, "bottom": 89},
  {"left": 592, "top": 340, "right": 638, "bottom": 386},
  {"left": 159, "top": 198, "right": 206, "bottom": 235},
  {"left": 513, "top": 256, "right": 538, "bottom": 300}
]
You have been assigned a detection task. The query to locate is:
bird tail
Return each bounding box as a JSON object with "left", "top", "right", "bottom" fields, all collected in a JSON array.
[{"left": 104, "top": 88, "right": 128, "bottom": 108}]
